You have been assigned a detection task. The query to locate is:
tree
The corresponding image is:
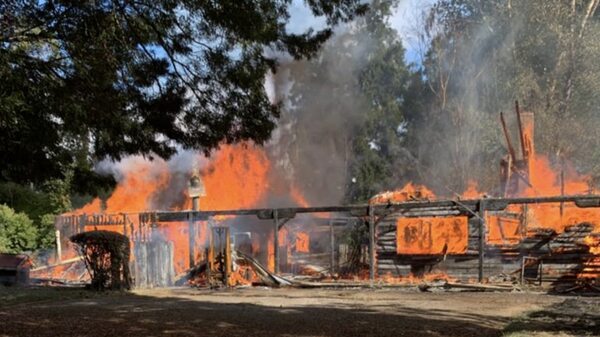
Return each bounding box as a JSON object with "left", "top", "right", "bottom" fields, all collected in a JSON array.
[
  {"left": 0, "top": 204, "right": 38, "bottom": 253},
  {"left": 0, "top": 0, "right": 367, "bottom": 191},
  {"left": 345, "top": 0, "right": 414, "bottom": 202},
  {"left": 406, "top": 0, "right": 600, "bottom": 193},
  {"left": 0, "top": 179, "right": 71, "bottom": 249}
]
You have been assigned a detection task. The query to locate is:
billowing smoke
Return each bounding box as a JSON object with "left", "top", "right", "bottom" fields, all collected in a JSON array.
[{"left": 265, "top": 25, "right": 374, "bottom": 205}]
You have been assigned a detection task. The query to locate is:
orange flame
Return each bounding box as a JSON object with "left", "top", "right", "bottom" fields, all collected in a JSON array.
[
  {"left": 380, "top": 272, "right": 456, "bottom": 284},
  {"left": 396, "top": 217, "right": 467, "bottom": 255},
  {"left": 65, "top": 143, "right": 313, "bottom": 278},
  {"left": 370, "top": 182, "right": 435, "bottom": 204},
  {"left": 295, "top": 232, "right": 310, "bottom": 253},
  {"left": 198, "top": 144, "right": 270, "bottom": 210}
]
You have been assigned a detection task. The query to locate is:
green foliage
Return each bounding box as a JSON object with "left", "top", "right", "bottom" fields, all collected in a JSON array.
[
  {"left": 0, "top": 204, "right": 38, "bottom": 253},
  {"left": 0, "top": 0, "right": 367, "bottom": 192},
  {"left": 0, "top": 181, "right": 70, "bottom": 250},
  {"left": 41, "top": 179, "right": 72, "bottom": 215},
  {"left": 0, "top": 183, "right": 54, "bottom": 225},
  {"left": 38, "top": 214, "right": 58, "bottom": 249},
  {"left": 345, "top": 0, "right": 414, "bottom": 202}
]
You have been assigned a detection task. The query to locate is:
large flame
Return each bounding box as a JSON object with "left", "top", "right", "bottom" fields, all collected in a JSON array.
[
  {"left": 370, "top": 149, "right": 600, "bottom": 281},
  {"left": 371, "top": 183, "right": 470, "bottom": 255},
  {"left": 67, "top": 143, "right": 311, "bottom": 276},
  {"left": 197, "top": 144, "right": 270, "bottom": 210},
  {"left": 74, "top": 143, "right": 272, "bottom": 215},
  {"left": 60, "top": 122, "right": 600, "bottom": 284}
]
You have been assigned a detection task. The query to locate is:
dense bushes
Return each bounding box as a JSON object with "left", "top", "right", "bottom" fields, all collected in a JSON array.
[
  {"left": 0, "top": 181, "right": 71, "bottom": 252},
  {"left": 0, "top": 204, "right": 39, "bottom": 253}
]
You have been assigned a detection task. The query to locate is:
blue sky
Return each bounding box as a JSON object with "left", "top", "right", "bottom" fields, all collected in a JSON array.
[
  {"left": 389, "top": 0, "right": 437, "bottom": 65},
  {"left": 287, "top": 0, "right": 436, "bottom": 65}
]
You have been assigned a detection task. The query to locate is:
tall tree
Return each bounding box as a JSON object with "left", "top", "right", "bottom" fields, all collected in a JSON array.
[
  {"left": 408, "top": 0, "right": 600, "bottom": 193},
  {"left": 345, "top": 0, "right": 414, "bottom": 202},
  {"left": 0, "top": 0, "right": 367, "bottom": 191}
]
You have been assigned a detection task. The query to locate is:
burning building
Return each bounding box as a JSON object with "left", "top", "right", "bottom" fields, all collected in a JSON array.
[
  {"left": 32, "top": 102, "right": 600, "bottom": 292},
  {"left": 372, "top": 103, "right": 600, "bottom": 291}
]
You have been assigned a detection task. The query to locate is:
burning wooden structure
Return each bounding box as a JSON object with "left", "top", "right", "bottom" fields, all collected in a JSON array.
[
  {"left": 47, "top": 193, "right": 600, "bottom": 290},
  {"left": 373, "top": 197, "right": 600, "bottom": 289},
  {"left": 38, "top": 101, "right": 600, "bottom": 291},
  {"left": 372, "top": 101, "right": 600, "bottom": 290}
]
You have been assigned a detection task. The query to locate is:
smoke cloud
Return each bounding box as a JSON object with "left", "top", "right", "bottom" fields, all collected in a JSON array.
[{"left": 265, "top": 25, "right": 375, "bottom": 205}]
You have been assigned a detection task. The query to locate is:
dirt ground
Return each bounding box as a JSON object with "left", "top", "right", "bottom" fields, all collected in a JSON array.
[{"left": 0, "top": 286, "right": 597, "bottom": 337}]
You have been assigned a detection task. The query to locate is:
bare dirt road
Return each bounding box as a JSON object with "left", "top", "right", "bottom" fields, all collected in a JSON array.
[{"left": 0, "top": 287, "right": 592, "bottom": 337}]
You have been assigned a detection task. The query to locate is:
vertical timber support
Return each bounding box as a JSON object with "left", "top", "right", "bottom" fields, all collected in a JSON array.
[
  {"left": 368, "top": 205, "right": 376, "bottom": 285},
  {"left": 188, "top": 214, "right": 195, "bottom": 269},
  {"left": 189, "top": 197, "right": 199, "bottom": 269},
  {"left": 79, "top": 214, "right": 86, "bottom": 234},
  {"left": 55, "top": 229, "right": 62, "bottom": 263},
  {"left": 206, "top": 219, "right": 213, "bottom": 284},
  {"left": 329, "top": 219, "right": 335, "bottom": 275},
  {"left": 273, "top": 209, "right": 280, "bottom": 274},
  {"left": 478, "top": 200, "right": 486, "bottom": 283}
]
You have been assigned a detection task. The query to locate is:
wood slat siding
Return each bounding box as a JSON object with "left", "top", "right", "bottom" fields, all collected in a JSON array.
[
  {"left": 376, "top": 213, "right": 600, "bottom": 285},
  {"left": 133, "top": 240, "right": 175, "bottom": 288}
]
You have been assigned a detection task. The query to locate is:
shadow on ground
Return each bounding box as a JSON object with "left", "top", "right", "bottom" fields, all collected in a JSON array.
[
  {"left": 0, "top": 288, "right": 510, "bottom": 337},
  {"left": 503, "top": 298, "right": 600, "bottom": 336}
]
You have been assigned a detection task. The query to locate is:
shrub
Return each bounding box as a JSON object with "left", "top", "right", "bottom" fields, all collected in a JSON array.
[
  {"left": 0, "top": 204, "right": 38, "bottom": 253},
  {"left": 70, "top": 230, "right": 132, "bottom": 290}
]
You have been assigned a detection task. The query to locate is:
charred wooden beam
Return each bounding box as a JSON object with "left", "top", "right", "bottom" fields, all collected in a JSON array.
[
  {"left": 515, "top": 100, "right": 527, "bottom": 161},
  {"left": 500, "top": 111, "right": 517, "bottom": 162},
  {"left": 478, "top": 200, "right": 486, "bottom": 283},
  {"left": 273, "top": 209, "right": 280, "bottom": 274},
  {"left": 68, "top": 194, "right": 600, "bottom": 226},
  {"left": 369, "top": 205, "right": 376, "bottom": 284}
]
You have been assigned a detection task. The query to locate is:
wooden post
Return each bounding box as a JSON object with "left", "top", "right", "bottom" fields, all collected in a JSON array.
[
  {"left": 520, "top": 256, "right": 525, "bottom": 285},
  {"left": 188, "top": 218, "right": 195, "bottom": 269},
  {"left": 129, "top": 215, "right": 135, "bottom": 240},
  {"left": 500, "top": 111, "right": 517, "bottom": 162},
  {"left": 538, "top": 260, "right": 543, "bottom": 286},
  {"left": 55, "top": 229, "right": 62, "bottom": 263},
  {"left": 189, "top": 197, "right": 199, "bottom": 269},
  {"left": 515, "top": 100, "right": 527, "bottom": 160},
  {"left": 329, "top": 219, "right": 335, "bottom": 274},
  {"left": 369, "top": 205, "right": 375, "bottom": 284},
  {"left": 79, "top": 214, "right": 86, "bottom": 233},
  {"left": 560, "top": 169, "right": 565, "bottom": 225},
  {"left": 224, "top": 227, "right": 231, "bottom": 285},
  {"left": 478, "top": 200, "right": 486, "bottom": 283},
  {"left": 273, "top": 209, "right": 279, "bottom": 274}
]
